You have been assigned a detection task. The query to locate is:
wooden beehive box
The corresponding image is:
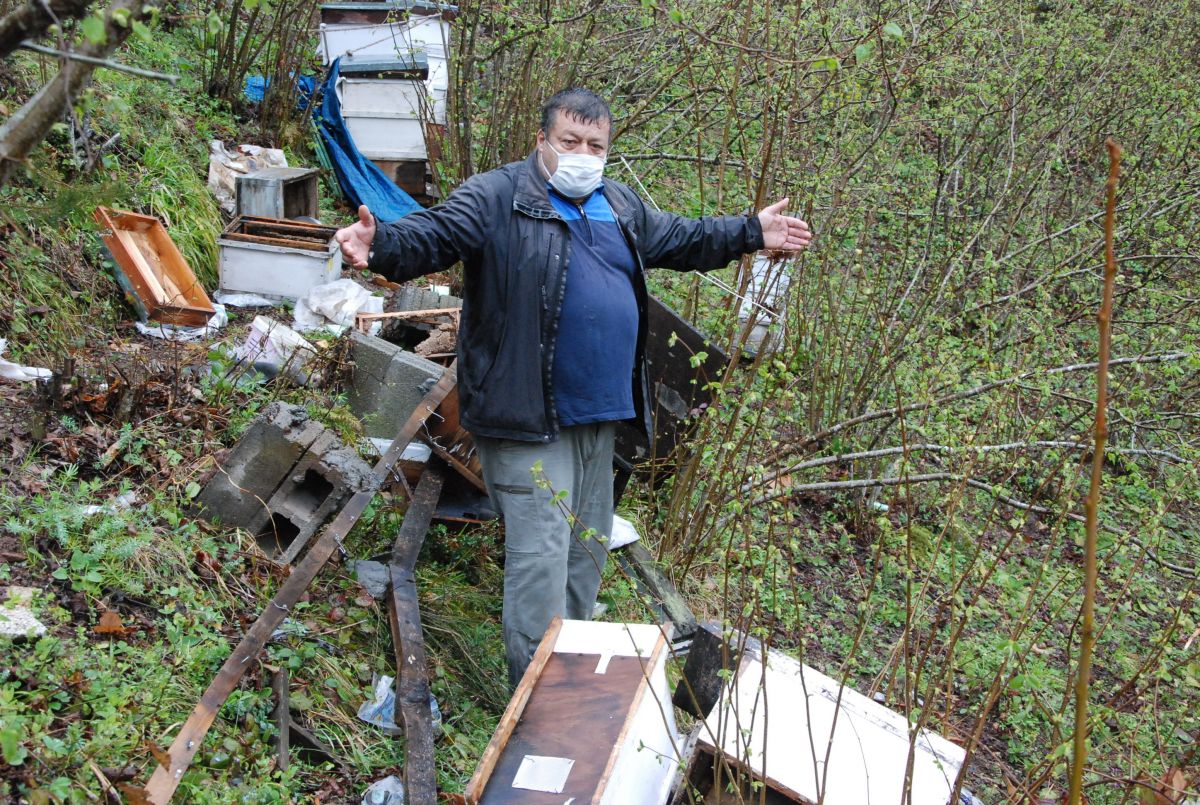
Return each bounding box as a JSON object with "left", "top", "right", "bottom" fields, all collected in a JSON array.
[
  {"left": 466, "top": 619, "right": 679, "bottom": 805},
  {"left": 235, "top": 167, "right": 320, "bottom": 220},
  {"left": 93, "top": 207, "right": 215, "bottom": 327},
  {"left": 217, "top": 216, "right": 342, "bottom": 302}
]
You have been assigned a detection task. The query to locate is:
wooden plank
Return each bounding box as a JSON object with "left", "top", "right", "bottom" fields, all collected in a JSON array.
[
  {"left": 140, "top": 367, "right": 458, "bottom": 804},
  {"left": 386, "top": 466, "right": 445, "bottom": 803},
  {"left": 466, "top": 617, "right": 564, "bottom": 804},
  {"left": 590, "top": 630, "right": 667, "bottom": 804},
  {"left": 272, "top": 669, "right": 290, "bottom": 772},
  {"left": 221, "top": 231, "right": 331, "bottom": 252},
  {"left": 615, "top": 541, "right": 698, "bottom": 641},
  {"left": 478, "top": 654, "right": 648, "bottom": 804}
]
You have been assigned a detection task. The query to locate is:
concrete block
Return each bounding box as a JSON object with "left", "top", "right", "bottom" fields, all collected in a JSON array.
[
  {"left": 392, "top": 285, "right": 460, "bottom": 312},
  {"left": 346, "top": 331, "right": 443, "bottom": 438},
  {"left": 196, "top": 402, "right": 377, "bottom": 563}
]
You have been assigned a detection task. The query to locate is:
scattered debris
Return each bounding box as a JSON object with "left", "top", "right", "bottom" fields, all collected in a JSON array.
[
  {"left": 217, "top": 216, "right": 343, "bottom": 302},
  {"left": 467, "top": 619, "right": 679, "bottom": 805},
  {"left": 0, "top": 586, "right": 47, "bottom": 640},
  {"left": 386, "top": 466, "right": 446, "bottom": 801},
  {"left": 350, "top": 560, "right": 390, "bottom": 600},
  {"left": 94, "top": 207, "right": 217, "bottom": 327},
  {"left": 294, "top": 278, "right": 383, "bottom": 332},
  {"left": 140, "top": 368, "right": 458, "bottom": 804},
  {"left": 361, "top": 775, "right": 407, "bottom": 805},
  {"left": 194, "top": 401, "right": 377, "bottom": 564},
  {"left": 80, "top": 490, "right": 138, "bottom": 517},
  {"left": 607, "top": 514, "right": 640, "bottom": 551},
  {"left": 236, "top": 167, "right": 319, "bottom": 220},
  {"left": 357, "top": 675, "right": 403, "bottom": 736},
  {"left": 134, "top": 304, "right": 228, "bottom": 342},
  {"left": 236, "top": 316, "right": 317, "bottom": 384},
  {"left": 272, "top": 668, "right": 348, "bottom": 773},
  {"left": 207, "top": 141, "right": 288, "bottom": 214},
  {"left": 0, "top": 338, "right": 51, "bottom": 382}
]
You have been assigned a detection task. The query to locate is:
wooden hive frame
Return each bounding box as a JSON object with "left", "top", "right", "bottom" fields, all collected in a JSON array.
[{"left": 94, "top": 207, "right": 215, "bottom": 327}]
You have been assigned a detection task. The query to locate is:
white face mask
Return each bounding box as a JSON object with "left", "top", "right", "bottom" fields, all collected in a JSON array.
[{"left": 543, "top": 142, "right": 605, "bottom": 198}]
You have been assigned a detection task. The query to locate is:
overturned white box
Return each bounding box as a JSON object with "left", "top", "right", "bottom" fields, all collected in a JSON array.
[
  {"left": 690, "top": 648, "right": 966, "bottom": 804},
  {"left": 467, "top": 618, "right": 680, "bottom": 805}
]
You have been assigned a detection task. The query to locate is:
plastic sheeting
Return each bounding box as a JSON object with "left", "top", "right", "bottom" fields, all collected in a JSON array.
[{"left": 308, "top": 59, "right": 422, "bottom": 222}]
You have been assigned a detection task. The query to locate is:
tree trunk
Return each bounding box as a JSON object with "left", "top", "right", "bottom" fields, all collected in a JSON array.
[
  {"left": 0, "top": 0, "right": 145, "bottom": 187},
  {"left": 0, "top": 0, "right": 91, "bottom": 59}
]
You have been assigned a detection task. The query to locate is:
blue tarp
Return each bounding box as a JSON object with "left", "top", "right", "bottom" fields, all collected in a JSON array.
[{"left": 310, "top": 59, "right": 422, "bottom": 222}]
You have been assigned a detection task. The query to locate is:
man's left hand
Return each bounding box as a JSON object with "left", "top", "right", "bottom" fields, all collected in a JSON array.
[{"left": 758, "top": 198, "right": 813, "bottom": 252}]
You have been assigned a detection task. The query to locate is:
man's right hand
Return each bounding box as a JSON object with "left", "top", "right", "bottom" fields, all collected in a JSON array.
[{"left": 335, "top": 205, "right": 376, "bottom": 269}]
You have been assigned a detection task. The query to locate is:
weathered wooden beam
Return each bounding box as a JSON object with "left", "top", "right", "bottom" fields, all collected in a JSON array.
[
  {"left": 272, "top": 669, "right": 290, "bottom": 773},
  {"left": 140, "top": 367, "right": 458, "bottom": 804},
  {"left": 387, "top": 466, "right": 445, "bottom": 804},
  {"left": 614, "top": 541, "right": 699, "bottom": 642}
]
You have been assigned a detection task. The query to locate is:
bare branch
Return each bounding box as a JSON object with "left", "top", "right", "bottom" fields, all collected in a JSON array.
[{"left": 17, "top": 40, "right": 178, "bottom": 83}]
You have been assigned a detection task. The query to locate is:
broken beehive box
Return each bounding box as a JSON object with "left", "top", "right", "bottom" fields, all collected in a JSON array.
[
  {"left": 676, "top": 633, "right": 967, "bottom": 805},
  {"left": 94, "top": 207, "right": 216, "bottom": 327},
  {"left": 195, "top": 402, "right": 376, "bottom": 564},
  {"left": 467, "top": 619, "right": 679, "bottom": 805},
  {"left": 235, "top": 167, "right": 320, "bottom": 220},
  {"left": 217, "top": 216, "right": 342, "bottom": 302}
]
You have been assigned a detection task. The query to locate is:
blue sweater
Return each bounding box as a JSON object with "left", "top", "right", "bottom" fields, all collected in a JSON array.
[{"left": 548, "top": 185, "right": 638, "bottom": 426}]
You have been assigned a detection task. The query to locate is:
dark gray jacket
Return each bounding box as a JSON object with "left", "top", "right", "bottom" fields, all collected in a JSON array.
[{"left": 370, "top": 151, "right": 764, "bottom": 442}]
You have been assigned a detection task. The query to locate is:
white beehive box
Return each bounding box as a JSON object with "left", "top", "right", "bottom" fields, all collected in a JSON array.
[
  {"left": 696, "top": 649, "right": 967, "bottom": 804},
  {"left": 318, "top": 12, "right": 450, "bottom": 124},
  {"left": 217, "top": 217, "right": 343, "bottom": 302}
]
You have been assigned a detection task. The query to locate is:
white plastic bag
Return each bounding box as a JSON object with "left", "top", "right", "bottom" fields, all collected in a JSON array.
[
  {"left": 0, "top": 339, "right": 51, "bottom": 382},
  {"left": 293, "top": 278, "right": 383, "bottom": 332},
  {"left": 206, "top": 141, "right": 288, "bottom": 214}
]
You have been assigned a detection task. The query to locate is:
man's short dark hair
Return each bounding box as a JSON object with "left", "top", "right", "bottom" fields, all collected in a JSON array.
[{"left": 540, "top": 88, "right": 612, "bottom": 136}]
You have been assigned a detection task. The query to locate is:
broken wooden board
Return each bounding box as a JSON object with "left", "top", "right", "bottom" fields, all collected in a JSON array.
[
  {"left": 140, "top": 367, "right": 458, "bottom": 804},
  {"left": 695, "top": 647, "right": 967, "bottom": 805},
  {"left": 466, "top": 620, "right": 678, "bottom": 805},
  {"left": 613, "top": 541, "right": 698, "bottom": 643},
  {"left": 94, "top": 207, "right": 215, "bottom": 327},
  {"left": 387, "top": 465, "right": 445, "bottom": 803}
]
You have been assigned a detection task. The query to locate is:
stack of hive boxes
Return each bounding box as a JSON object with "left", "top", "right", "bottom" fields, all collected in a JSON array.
[{"left": 317, "top": 0, "right": 455, "bottom": 199}]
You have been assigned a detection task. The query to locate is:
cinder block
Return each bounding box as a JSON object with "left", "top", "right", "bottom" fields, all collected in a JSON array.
[
  {"left": 392, "top": 285, "right": 460, "bottom": 312},
  {"left": 196, "top": 402, "right": 376, "bottom": 563},
  {"left": 346, "top": 331, "right": 443, "bottom": 438}
]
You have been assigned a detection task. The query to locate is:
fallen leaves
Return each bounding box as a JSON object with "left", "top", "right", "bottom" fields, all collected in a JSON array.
[{"left": 94, "top": 610, "right": 131, "bottom": 638}]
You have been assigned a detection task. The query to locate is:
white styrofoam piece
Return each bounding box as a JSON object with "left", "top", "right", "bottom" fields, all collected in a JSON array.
[
  {"left": 551, "top": 619, "right": 664, "bottom": 658},
  {"left": 700, "top": 651, "right": 966, "bottom": 804},
  {"left": 511, "top": 755, "right": 575, "bottom": 794},
  {"left": 344, "top": 115, "right": 428, "bottom": 160},
  {"left": 217, "top": 237, "right": 343, "bottom": 302}
]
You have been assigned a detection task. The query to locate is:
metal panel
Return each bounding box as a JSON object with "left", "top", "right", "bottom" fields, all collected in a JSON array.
[{"left": 614, "top": 294, "right": 730, "bottom": 482}]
